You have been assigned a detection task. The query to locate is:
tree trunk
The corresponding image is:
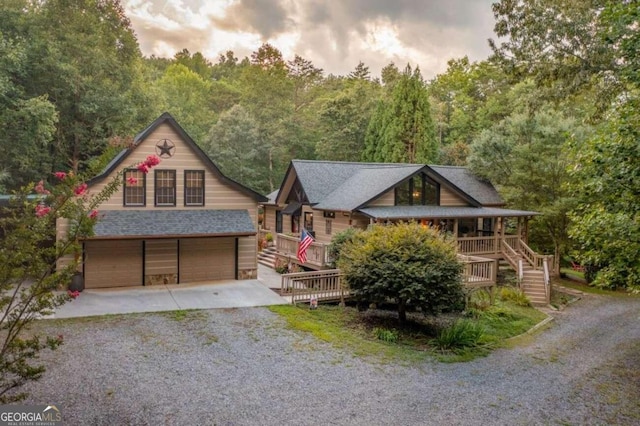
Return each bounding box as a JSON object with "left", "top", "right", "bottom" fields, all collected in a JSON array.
[{"left": 397, "top": 298, "right": 407, "bottom": 325}]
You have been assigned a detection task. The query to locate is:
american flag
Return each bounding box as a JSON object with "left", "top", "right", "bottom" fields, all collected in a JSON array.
[{"left": 297, "top": 229, "right": 314, "bottom": 263}]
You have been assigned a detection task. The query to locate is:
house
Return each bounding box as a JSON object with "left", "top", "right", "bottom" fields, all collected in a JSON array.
[
  {"left": 57, "top": 112, "right": 267, "bottom": 289},
  {"left": 260, "top": 160, "right": 552, "bottom": 304}
]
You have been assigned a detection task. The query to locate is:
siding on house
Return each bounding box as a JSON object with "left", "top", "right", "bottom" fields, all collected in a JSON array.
[
  {"left": 262, "top": 205, "right": 278, "bottom": 232},
  {"left": 367, "top": 189, "right": 395, "bottom": 207},
  {"left": 144, "top": 239, "right": 178, "bottom": 285},
  {"left": 439, "top": 186, "right": 470, "bottom": 207},
  {"left": 83, "top": 122, "right": 258, "bottom": 279}
]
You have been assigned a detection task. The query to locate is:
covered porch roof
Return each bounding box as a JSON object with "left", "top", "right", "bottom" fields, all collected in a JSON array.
[
  {"left": 89, "top": 209, "right": 256, "bottom": 240},
  {"left": 357, "top": 206, "right": 540, "bottom": 220}
]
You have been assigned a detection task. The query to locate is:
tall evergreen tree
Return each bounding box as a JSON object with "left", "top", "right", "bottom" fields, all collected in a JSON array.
[{"left": 362, "top": 65, "right": 437, "bottom": 163}]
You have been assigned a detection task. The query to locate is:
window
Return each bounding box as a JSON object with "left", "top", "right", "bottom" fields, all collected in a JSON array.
[
  {"left": 395, "top": 173, "right": 439, "bottom": 206},
  {"left": 155, "top": 170, "right": 176, "bottom": 206},
  {"left": 304, "top": 211, "right": 314, "bottom": 231},
  {"left": 276, "top": 211, "right": 283, "bottom": 233},
  {"left": 124, "top": 169, "right": 145, "bottom": 206},
  {"left": 325, "top": 219, "right": 332, "bottom": 235},
  {"left": 184, "top": 170, "right": 204, "bottom": 206}
]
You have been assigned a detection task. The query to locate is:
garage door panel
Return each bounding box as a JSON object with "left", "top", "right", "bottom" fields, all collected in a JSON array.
[
  {"left": 179, "top": 238, "right": 235, "bottom": 283},
  {"left": 85, "top": 240, "right": 142, "bottom": 288}
]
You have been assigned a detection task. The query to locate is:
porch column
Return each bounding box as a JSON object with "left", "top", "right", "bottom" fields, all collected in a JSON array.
[
  {"left": 453, "top": 219, "right": 458, "bottom": 237},
  {"left": 494, "top": 216, "right": 501, "bottom": 254},
  {"left": 516, "top": 217, "right": 522, "bottom": 242},
  {"left": 524, "top": 217, "right": 530, "bottom": 243}
]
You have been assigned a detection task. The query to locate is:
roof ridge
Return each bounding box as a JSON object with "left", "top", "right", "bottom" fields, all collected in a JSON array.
[{"left": 292, "top": 159, "right": 423, "bottom": 167}]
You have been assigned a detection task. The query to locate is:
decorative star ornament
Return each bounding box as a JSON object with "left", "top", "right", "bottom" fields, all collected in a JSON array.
[{"left": 155, "top": 139, "right": 175, "bottom": 158}]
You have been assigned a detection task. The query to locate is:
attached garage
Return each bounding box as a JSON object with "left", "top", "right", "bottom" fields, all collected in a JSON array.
[
  {"left": 145, "top": 239, "right": 178, "bottom": 285},
  {"left": 84, "top": 240, "right": 143, "bottom": 288},
  {"left": 179, "top": 237, "right": 236, "bottom": 283},
  {"left": 83, "top": 209, "right": 256, "bottom": 289}
]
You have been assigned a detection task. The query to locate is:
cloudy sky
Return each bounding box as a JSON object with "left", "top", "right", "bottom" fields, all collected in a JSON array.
[{"left": 124, "top": 0, "right": 498, "bottom": 79}]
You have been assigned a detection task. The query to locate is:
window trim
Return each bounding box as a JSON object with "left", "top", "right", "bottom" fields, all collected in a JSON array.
[
  {"left": 123, "top": 168, "right": 146, "bottom": 207},
  {"left": 394, "top": 173, "right": 440, "bottom": 206},
  {"left": 184, "top": 170, "right": 205, "bottom": 206},
  {"left": 154, "top": 169, "right": 177, "bottom": 207}
]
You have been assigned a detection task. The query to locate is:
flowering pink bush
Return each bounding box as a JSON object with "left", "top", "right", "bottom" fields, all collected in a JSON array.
[
  {"left": 34, "top": 204, "right": 51, "bottom": 217},
  {"left": 126, "top": 176, "right": 138, "bottom": 185},
  {"left": 136, "top": 163, "right": 149, "bottom": 174},
  {"left": 145, "top": 154, "right": 161, "bottom": 167},
  {"left": 73, "top": 183, "right": 88, "bottom": 196},
  {"left": 34, "top": 180, "right": 50, "bottom": 195},
  {"left": 2, "top": 153, "right": 163, "bottom": 404}
]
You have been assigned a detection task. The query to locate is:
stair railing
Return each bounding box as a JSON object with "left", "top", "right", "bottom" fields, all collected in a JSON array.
[
  {"left": 518, "top": 259, "right": 524, "bottom": 285},
  {"left": 543, "top": 257, "right": 550, "bottom": 302}
]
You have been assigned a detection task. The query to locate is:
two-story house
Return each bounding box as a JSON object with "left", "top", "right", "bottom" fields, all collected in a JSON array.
[{"left": 58, "top": 113, "right": 266, "bottom": 289}]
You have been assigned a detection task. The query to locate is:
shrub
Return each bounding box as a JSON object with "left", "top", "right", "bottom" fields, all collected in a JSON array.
[
  {"left": 338, "top": 222, "right": 464, "bottom": 324},
  {"left": 265, "top": 232, "right": 273, "bottom": 243},
  {"left": 274, "top": 258, "right": 288, "bottom": 274},
  {"left": 466, "top": 290, "right": 492, "bottom": 312},
  {"left": 327, "top": 227, "right": 359, "bottom": 268},
  {"left": 498, "top": 286, "right": 531, "bottom": 307},
  {"left": 373, "top": 327, "right": 399, "bottom": 343},
  {"left": 432, "top": 319, "right": 485, "bottom": 351}
]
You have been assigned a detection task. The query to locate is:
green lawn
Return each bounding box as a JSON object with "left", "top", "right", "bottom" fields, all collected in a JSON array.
[{"left": 269, "top": 297, "right": 547, "bottom": 363}]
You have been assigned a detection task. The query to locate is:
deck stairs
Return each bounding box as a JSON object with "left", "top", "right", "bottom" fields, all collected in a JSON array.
[
  {"left": 501, "top": 240, "right": 550, "bottom": 305},
  {"left": 258, "top": 246, "right": 277, "bottom": 268}
]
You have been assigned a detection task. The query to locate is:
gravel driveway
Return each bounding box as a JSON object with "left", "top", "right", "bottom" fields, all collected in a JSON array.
[{"left": 22, "top": 293, "right": 640, "bottom": 425}]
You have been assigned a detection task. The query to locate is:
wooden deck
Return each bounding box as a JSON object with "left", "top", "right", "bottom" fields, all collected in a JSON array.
[
  {"left": 280, "top": 255, "right": 497, "bottom": 304},
  {"left": 280, "top": 269, "right": 347, "bottom": 304}
]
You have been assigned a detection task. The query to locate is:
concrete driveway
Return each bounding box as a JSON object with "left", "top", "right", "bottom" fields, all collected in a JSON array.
[{"left": 52, "top": 265, "right": 287, "bottom": 319}]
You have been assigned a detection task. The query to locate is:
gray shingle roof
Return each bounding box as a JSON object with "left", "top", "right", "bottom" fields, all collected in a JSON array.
[
  {"left": 357, "top": 206, "right": 539, "bottom": 220},
  {"left": 265, "top": 189, "right": 279, "bottom": 205},
  {"left": 430, "top": 166, "right": 503, "bottom": 206},
  {"left": 291, "top": 160, "right": 423, "bottom": 206},
  {"left": 313, "top": 165, "right": 422, "bottom": 211},
  {"left": 92, "top": 209, "right": 256, "bottom": 239},
  {"left": 282, "top": 160, "right": 505, "bottom": 211}
]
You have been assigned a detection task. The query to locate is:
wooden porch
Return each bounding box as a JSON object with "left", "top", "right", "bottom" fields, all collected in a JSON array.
[
  {"left": 280, "top": 254, "right": 497, "bottom": 304},
  {"left": 270, "top": 231, "right": 520, "bottom": 269},
  {"left": 270, "top": 231, "right": 552, "bottom": 305}
]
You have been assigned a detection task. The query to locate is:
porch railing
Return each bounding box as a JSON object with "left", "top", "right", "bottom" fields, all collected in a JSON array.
[
  {"left": 457, "top": 237, "right": 498, "bottom": 255},
  {"left": 281, "top": 269, "right": 346, "bottom": 304},
  {"left": 457, "top": 254, "right": 497, "bottom": 288},
  {"left": 275, "top": 233, "right": 329, "bottom": 267}
]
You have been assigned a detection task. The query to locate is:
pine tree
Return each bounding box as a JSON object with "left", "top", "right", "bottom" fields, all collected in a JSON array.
[{"left": 362, "top": 65, "right": 438, "bottom": 163}]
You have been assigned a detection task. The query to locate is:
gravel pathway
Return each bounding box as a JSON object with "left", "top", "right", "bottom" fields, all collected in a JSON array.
[{"left": 21, "top": 293, "right": 640, "bottom": 425}]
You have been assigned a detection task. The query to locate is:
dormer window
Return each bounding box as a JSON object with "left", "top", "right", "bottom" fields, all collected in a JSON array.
[{"left": 395, "top": 173, "right": 439, "bottom": 206}]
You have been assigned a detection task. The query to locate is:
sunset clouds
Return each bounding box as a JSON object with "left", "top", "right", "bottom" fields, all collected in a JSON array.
[{"left": 124, "top": 0, "right": 496, "bottom": 78}]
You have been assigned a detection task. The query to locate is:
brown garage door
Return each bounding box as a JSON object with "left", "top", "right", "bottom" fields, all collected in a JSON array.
[
  {"left": 84, "top": 240, "right": 143, "bottom": 288},
  {"left": 179, "top": 238, "right": 235, "bottom": 283}
]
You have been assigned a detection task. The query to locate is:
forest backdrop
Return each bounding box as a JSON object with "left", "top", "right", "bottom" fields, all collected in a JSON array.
[{"left": 0, "top": 0, "right": 638, "bottom": 290}]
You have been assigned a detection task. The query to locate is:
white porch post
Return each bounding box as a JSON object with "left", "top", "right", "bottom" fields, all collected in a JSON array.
[{"left": 494, "top": 216, "right": 501, "bottom": 254}]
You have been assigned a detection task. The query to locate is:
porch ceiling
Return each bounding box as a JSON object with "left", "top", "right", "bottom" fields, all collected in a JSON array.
[{"left": 357, "top": 206, "right": 540, "bottom": 220}]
